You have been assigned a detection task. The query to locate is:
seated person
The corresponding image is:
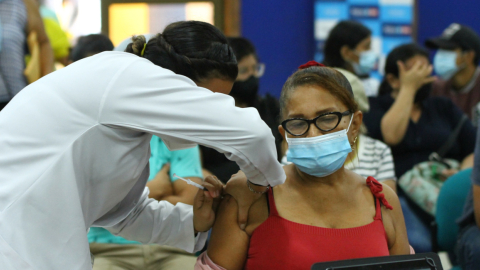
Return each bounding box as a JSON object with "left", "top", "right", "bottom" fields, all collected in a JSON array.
[
  {"left": 196, "top": 62, "right": 409, "bottom": 270},
  {"left": 283, "top": 60, "right": 397, "bottom": 191},
  {"left": 88, "top": 136, "right": 203, "bottom": 270},
  {"left": 456, "top": 120, "right": 480, "bottom": 270},
  {"left": 201, "top": 37, "right": 281, "bottom": 182},
  {"left": 364, "top": 43, "right": 476, "bottom": 252},
  {"left": 365, "top": 44, "right": 475, "bottom": 179},
  {"left": 324, "top": 20, "right": 380, "bottom": 97},
  {"left": 425, "top": 23, "right": 480, "bottom": 120}
]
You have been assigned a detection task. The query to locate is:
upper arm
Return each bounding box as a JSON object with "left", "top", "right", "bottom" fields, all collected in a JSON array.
[
  {"left": 381, "top": 183, "right": 410, "bottom": 255},
  {"left": 207, "top": 195, "right": 250, "bottom": 270},
  {"left": 23, "top": 0, "right": 49, "bottom": 44}
]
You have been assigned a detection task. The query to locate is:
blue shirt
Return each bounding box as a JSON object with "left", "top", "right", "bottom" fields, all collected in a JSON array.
[{"left": 88, "top": 136, "right": 202, "bottom": 244}]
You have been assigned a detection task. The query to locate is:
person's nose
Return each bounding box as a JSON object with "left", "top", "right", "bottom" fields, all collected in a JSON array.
[{"left": 305, "top": 123, "right": 322, "bottom": 138}]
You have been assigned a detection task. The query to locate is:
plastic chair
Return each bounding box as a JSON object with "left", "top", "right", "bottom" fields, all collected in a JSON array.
[{"left": 435, "top": 168, "right": 473, "bottom": 270}]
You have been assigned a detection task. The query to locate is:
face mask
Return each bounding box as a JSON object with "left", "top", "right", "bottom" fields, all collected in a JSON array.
[
  {"left": 352, "top": 51, "right": 378, "bottom": 76},
  {"left": 286, "top": 116, "right": 353, "bottom": 177},
  {"left": 229, "top": 75, "right": 259, "bottom": 107},
  {"left": 433, "top": 50, "right": 461, "bottom": 80}
]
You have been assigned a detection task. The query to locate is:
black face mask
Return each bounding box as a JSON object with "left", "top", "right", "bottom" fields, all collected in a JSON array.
[
  {"left": 229, "top": 76, "right": 259, "bottom": 107},
  {"left": 414, "top": 83, "right": 432, "bottom": 105}
]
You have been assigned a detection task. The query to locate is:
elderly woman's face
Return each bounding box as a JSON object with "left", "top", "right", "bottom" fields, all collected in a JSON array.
[{"left": 283, "top": 85, "right": 351, "bottom": 138}]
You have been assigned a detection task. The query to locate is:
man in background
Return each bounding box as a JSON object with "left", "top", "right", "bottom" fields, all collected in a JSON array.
[{"left": 426, "top": 23, "right": 480, "bottom": 122}]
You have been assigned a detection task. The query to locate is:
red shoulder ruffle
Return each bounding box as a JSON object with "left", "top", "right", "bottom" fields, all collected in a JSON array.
[{"left": 366, "top": 176, "right": 393, "bottom": 210}]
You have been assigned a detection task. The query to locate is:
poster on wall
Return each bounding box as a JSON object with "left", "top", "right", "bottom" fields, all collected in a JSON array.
[{"left": 314, "top": 0, "right": 414, "bottom": 96}]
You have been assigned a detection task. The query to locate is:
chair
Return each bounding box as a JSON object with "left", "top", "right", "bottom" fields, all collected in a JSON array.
[{"left": 435, "top": 168, "right": 473, "bottom": 270}]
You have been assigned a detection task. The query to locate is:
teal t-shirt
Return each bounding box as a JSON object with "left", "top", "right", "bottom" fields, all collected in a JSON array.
[{"left": 88, "top": 136, "right": 202, "bottom": 244}]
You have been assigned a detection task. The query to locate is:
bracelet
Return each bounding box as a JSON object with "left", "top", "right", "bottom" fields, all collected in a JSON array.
[{"left": 247, "top": 180, "right": 270, "bottom": 194}]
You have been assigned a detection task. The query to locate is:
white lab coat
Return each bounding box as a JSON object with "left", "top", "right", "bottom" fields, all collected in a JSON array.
[{"left": 0, "top": 52, "right": 286, "bottom": 270}]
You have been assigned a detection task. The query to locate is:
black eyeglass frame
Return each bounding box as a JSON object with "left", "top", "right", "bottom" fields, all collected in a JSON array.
[{"left": 281, "top": 110, "right": 352, "bottom": 136}]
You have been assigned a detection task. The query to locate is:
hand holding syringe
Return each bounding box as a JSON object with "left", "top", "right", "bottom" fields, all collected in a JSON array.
[{"left": 173, "top": 173, "right": 205, "bottom": 190}]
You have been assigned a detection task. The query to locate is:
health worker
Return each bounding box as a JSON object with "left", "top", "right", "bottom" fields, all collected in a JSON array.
[{"left": 0, "top": 21, "right": 285, "bottom": 270}]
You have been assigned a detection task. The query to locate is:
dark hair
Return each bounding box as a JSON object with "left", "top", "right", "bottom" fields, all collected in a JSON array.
[
  {"left": 126, "top": 21, "right": 238, "bottom": 83},
  {"left": 378, "top": 44, "right": 429, "bottom": 96},
  {"left": 323, "top": 21, "right": 371, "bottom": 69},
  {"left": 227, "top": 37, "right": 257, "bottom": 62},
  {"left": 70, "top": 34, "right": 114, "bottom": 62},
  {"left": 280, "top": 66, "right": 358, "bottom": 120}
]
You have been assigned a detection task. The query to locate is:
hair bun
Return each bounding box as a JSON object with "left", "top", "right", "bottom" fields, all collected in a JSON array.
[
  {"left": 299, "top": 61, "right": 325, "bottom": 70},
  {"left": 127, "top": 35, "right": 147, "bottom": 56}
]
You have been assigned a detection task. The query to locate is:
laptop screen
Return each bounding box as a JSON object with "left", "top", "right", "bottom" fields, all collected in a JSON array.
[{"left": 311, "top": 253, "right": 442, "bottom": 270}]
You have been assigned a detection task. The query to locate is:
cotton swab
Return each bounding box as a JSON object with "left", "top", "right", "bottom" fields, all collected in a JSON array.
[{"left": 173, "top": 173, "right": 205, "bottom": 190}]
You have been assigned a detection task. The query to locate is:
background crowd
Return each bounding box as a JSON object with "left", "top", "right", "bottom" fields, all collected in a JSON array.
[{"left": 1, "top": 0, "right": 480, "bottom": 270}]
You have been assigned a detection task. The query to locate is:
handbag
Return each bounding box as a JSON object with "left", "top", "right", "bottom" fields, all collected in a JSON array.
[{"left": 398, "top": 115, "right": 468, "bottom": 216}]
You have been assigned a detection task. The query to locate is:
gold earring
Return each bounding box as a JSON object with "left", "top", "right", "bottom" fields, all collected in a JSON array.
[{"left": 350, "top": 136, "right": 358, "bottom": 148}]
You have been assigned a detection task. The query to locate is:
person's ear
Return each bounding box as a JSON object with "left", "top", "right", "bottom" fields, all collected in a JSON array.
[
  {"left": 278, "top": 125, "right": 286, "bottom": 140},
  {"left": 341, "top": 45, "right": 354, "bottom": 62},
  {"left": 386, "top": 73, "right": 400, "bottom": 90},
  {"left": 349, "top": 111, "right": 363, "bottom": 142},
  {"left": 461, "top": 50, "right": 476, "bottom": 67}
]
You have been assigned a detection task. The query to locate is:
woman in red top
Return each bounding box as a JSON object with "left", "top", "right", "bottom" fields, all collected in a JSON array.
[{"left": 201, "top": 62, "right": 410, "bottom": 270}]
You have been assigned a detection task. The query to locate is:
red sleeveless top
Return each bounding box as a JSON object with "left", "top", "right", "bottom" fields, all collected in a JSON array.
[{"left": 245, "top": 177, "right": 392, "bottom": 270}]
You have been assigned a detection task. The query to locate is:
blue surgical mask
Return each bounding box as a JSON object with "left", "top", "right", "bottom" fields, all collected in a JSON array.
[
  {"left": 352, "top": 51, "right": 378, "bottom": 76},
  {"left": 434, "top": 49, "right": 461, "bottom": 80},
  {"left": 286, "top": 117, "right": 353, "bottom": 177}
]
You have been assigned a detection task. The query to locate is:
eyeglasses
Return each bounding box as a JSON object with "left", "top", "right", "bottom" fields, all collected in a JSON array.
[
  {"left": 237, "top": 63, "right": 266, "bottom": 80},
  {"left": 282, "top": 111, "right": 351, "bottom": 136}
]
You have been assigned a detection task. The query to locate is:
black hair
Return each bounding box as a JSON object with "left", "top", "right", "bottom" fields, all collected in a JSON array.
[
  {"left": 126, "top": 21, "right": 238, "bottom": 83},
  {"left": 227, "top": 37, "right": 257, "bottom": 62},
  {"left": 378, "top": 44, "right": 429, "bottom": 96},
  {"left": 70, "top": 34, "right": 114, "bottom": 62},
  {"left": 323, "top": 21, "right": 371, "bottom": 69},
  {"left": 280, "top": 66, "right": 357, "bottom": 120}
]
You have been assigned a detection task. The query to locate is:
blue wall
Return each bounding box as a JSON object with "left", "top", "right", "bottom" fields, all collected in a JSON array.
[
  {"left": 242, "top": 0, "right": 480, "bottom": 97},
  {"left": 241, "top": 0, "right": 315, "bottom": 97},
  {"left": 417, "top": 0, "right": 480, "bottom": 47}
]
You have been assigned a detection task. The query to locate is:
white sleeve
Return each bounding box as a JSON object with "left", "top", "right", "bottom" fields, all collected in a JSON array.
[
  {"left": 107, "top": 188, "right": 208, "bottom": 253},
  {"left": 99, "top": 59, "right": 285, "bottom": 186}
]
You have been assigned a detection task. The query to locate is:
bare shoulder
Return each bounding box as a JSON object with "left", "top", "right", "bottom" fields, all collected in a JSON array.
[
  {"left": 214, "top": 194, "right": 268, "bottom": 232},
  {"left": 380, "top": 181, "right": 401, "bottom": 208}
]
